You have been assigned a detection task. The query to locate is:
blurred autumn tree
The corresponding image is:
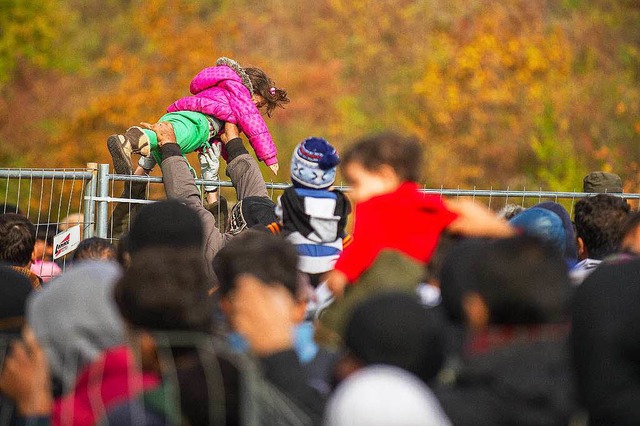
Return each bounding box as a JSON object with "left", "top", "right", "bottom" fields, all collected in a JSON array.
[{"left": 2, "top": 0, "right": 640, "bottom": 193}]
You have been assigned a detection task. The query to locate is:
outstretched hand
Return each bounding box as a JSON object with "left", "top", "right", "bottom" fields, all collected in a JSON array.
[
  {"left": 199, "top": 143, "right": 222, "bottom": 192},
  {"left": 445, "top": 198, "right": 516, "bottom": 238},
  {"left": 140, "top": 121, "right": 176, "bottom": 146}
]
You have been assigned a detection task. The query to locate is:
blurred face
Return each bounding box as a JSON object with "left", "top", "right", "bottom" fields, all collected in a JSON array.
[
  {"left": 251, "top": 94, "right": 266, "bottom": 111},
  {"left": 344, "top": 161, "right": 401, "bottom": 204},
  {"left": 33, "top": 239, "right": 53, "bottom": 261}
]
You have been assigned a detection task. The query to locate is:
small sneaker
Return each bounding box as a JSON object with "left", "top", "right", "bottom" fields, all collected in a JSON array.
[
  {"left": 125, "top": 126, "right": 151, "bottom": 157},
  {"left": 107, "top": 134, "right": 133, "bottom": 175},
  {"left": 107, "top": 126, "right": 151, "bottom": 174}
]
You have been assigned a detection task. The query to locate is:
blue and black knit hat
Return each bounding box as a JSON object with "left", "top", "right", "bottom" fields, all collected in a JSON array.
[{"left": 290, "top": 137, "right": 340, "bottom": 190}]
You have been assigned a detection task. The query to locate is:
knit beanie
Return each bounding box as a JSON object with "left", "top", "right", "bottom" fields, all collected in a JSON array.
[
  {"left": 290, "top": 137, "right": 340, "bottom": 189},
  {"left": 128, "top": 200, "right": 204, "bottom": 253}
]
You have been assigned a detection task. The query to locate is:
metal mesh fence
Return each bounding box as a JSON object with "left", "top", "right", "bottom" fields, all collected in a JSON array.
[
  {"left": 3, "top": 163, "right": 640, "bottom": 252},
  {"left": 0, "top": 163, "right": 634, "bottom": 426},
  {"left": 0, "top": 165, "right": 97, "bottom": 276}
]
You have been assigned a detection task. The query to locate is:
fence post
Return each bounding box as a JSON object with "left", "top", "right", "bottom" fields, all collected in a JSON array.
[
  {"left": 95, "top": 164, "right": 110, "bottom": 238},
  {"left": 83, "top": 163, "right": 98, "bottom": 239}
]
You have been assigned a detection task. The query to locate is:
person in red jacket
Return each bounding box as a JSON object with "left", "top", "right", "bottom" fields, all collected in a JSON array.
[{"left": 325, "top": 131, "right": 515, "bottom": 298}]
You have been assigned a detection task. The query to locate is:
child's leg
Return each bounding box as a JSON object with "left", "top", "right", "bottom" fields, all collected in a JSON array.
[
  {"left": 145, "top": 111, "right": 221, "bottom": 158},
  {"left": 109, "top": 111, "right": 221, "bottom": 174}
]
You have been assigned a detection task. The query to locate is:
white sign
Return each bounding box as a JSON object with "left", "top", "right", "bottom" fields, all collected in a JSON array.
[{"left": 53, "top": 225, "right": 81, "bottom": 260}]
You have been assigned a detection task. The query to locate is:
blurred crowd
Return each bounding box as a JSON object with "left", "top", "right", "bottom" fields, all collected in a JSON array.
[{"left": 0, "top": 127, "right": 638, "bottom": 426}]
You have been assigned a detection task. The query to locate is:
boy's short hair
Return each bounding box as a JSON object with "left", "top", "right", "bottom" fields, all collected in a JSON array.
[
  {"left": 0, "top": 213, "right": 36, "bottom": 267},
  {"left": 114, "top": 247, "right": 213, "bottom": 332},
  {"left": 574, "top": 194, "right": 630, "bottom": 259},
  {"left": 213, "top": 230, "right": 299, "bottom": 298},
  {"left": 73, "top": 237, "right": 117, "bottom": 262},
  {"left": 342, "top": 132, "right": 423, "bottom": 182}
]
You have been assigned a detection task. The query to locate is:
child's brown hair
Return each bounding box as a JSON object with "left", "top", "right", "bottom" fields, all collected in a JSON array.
[
  {"left": 245, "top": 67, "right": 290, "bottom": 117},
  {"left": 342, "top": 131, "right": 424, "bottom": 182}
]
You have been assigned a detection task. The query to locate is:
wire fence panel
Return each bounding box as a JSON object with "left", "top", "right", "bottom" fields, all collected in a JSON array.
[
  {"left": 3, "top": 163, "right": 640, "bottom": 252},
  {"left": 0, "top": 166, "right": 97, "bottom": 277}
]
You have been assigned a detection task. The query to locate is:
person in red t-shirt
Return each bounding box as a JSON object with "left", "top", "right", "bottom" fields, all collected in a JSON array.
[{"left": 325, "top": 131, "right": 515, "bottom": 298}]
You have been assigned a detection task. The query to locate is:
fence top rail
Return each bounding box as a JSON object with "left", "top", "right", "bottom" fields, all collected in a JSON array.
[
  {"left": 0, "top": 169, "right": 94, "bottom": 180},
  {"left": 3, "top": 166, "right": 638, "bottom": 199},
  {"left": 106, "top": 173, "right": 640, "bottom": 199},
  {"left": 420, "top": 189, "right": 640, "bottom": 199}
]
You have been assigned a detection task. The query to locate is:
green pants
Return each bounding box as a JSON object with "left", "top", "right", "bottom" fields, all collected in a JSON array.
[{"left": 143, "top": 111, "right": 222, "bottom": 164}]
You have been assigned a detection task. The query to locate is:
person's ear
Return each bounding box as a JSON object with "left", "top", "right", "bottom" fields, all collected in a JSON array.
[
  {"left": 333, "top": 352, "right": 364, "bottom": 387},
  {"left": 577, "top": 236, "right": 588, "bottom": 260},
  {"left": 463, "top": 292, "right": 490, "bottom": 332},
  {"left": 131, "top": 330, "right": 160, "bottom": 373},
  {"left": 377, "top": 164, "right": 401, "bottom": 184},
  {"left": 121, "top": 252, "right": 132, "bottom": 269}
]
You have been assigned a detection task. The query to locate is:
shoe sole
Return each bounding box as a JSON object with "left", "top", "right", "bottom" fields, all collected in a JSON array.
[{"left": 107, "top": 135, "right": 133, "bottom": 174}]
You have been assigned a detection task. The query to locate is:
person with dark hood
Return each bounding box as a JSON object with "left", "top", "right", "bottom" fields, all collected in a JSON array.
[
  {"left": 434, "top": 235, "right": 579, "bottom": 426},
  {"left": 572, "top": 256, "right": 640, "bottom": 425}
]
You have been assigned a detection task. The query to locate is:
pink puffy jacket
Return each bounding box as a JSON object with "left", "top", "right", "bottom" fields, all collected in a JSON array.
[{"left": 167, "top": 65, "right": 278, "bottom": 166}]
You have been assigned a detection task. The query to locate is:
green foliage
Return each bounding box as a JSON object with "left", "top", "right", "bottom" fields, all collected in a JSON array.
[
  {"left": 529, "top": 103, "right": 587, "bottom": 191},
  {"left": 0, "top": 0, "right": 76, "bottom": 86}
]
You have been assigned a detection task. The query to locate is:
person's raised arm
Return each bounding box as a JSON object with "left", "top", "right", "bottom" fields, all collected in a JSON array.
[
  {"left": 221, "top": 122, "right": 270, "bottom": 200},
  {"left": 444, "top": 199, "right": 516, "bottom": 238},
  {"left": 140, "top": 121, "right": 227, "bottom": 265}
]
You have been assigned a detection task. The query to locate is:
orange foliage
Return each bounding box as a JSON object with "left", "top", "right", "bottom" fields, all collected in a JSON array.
[{"left": 2, "top": 0, "right": 640, "bottom": 193}]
